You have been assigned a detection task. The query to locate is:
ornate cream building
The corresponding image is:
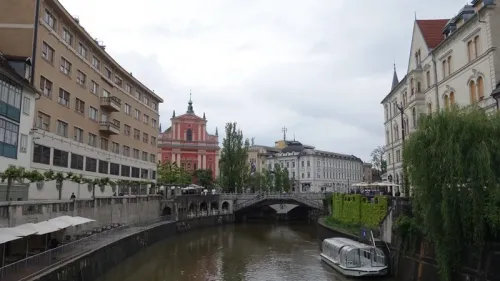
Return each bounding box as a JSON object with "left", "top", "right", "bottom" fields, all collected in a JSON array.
[{"left": 381, "top": 0, "right": 499, "bottom": 194}]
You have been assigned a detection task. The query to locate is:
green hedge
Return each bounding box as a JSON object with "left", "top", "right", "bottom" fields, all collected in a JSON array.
[{"left": 331, "top": 193, "right": 388, "bottom": 227}]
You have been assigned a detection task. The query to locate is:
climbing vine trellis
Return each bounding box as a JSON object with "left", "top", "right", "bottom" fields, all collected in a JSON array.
[
  {"left": 0, "top": 165, "right": 154, "bottom": 200},
  {"left": 401, "top": 106, "right": 500, "bottom": 281}
]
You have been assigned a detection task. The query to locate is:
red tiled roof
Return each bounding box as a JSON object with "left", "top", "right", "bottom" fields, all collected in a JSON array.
[{"left": 416, "top": 19, "right": 449, "bottom": 49}]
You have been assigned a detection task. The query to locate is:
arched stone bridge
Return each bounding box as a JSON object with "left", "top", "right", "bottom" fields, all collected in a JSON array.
[{"left": 160, "top": 193, "right": 328, "bottom": 216}]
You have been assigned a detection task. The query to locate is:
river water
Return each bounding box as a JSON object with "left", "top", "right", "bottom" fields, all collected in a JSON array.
[{"left": 98, "top": 223, "right": 396, "bottom": 281}]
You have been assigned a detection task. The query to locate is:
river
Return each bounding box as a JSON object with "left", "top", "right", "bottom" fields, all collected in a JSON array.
[{"left": 98, "top": 223, "right": 396, "bottom": 281}]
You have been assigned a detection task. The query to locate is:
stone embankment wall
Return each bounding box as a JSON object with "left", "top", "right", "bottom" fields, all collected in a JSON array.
[
  {"left": 0, "top": 195, "right": 162, "bottom": 231},
  {"left": 30, "top": 215, "right": 234, "bottom": 281}
]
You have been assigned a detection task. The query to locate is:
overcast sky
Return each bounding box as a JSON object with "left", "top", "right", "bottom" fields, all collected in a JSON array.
[{"left": 61, "top": 0, "right": 466, "bottom": 162}]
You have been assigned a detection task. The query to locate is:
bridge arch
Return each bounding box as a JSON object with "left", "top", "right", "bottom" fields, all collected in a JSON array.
[
  {"left": 188, "top": 202, "right": 196, "bottom": 213},
  {"left": 221, "top": 201, "right": 230, "bottom": 211},
  {"left": 162, "top": 206, "right": 172, "bottom": 216},
  {"left": 200, "top": 201, "right": 208, "bottom": 211}
]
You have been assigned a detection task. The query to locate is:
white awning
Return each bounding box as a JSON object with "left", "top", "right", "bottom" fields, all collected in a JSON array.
[
  {"left": 9, "top": 223, "right": 38, "bottom": 236},
  {"left": 0, "top": 231, "right": 22, "bottom": 244},
  {"left": 49, "top": 216, "right": 94, "bottom": 226},
  {"left": 47, "top": 217, "right": 73, "bottom": 229},
  {"left": 33, "top": 221, "right": 63, "bottom": 235}
]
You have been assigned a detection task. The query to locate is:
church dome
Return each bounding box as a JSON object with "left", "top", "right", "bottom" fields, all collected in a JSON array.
[{"left": 281, "top": 141, "right": 305, "bottom": 153}]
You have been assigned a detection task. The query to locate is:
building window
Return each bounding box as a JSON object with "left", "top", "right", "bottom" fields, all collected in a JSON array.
[
  {"left": 477, "top": 77, "right": 484, "bottom": 100},
  {"left": 151, "top": 119, "right": 157, "bottom": 128},
  {"left": 412, "top": 107, "right": 417, "bottom": 128},
  {"left": 150, "top": 154, "right": 156, "bottom": 163},
  {"left": 104, "top": 67, "right": 112, "bottom": 79},
  {"left": 142, "top": 151, "right": 148, "bottom": 161},
  {"left": 100, "top": 137, "right": 108, "bottom": 151},
  {"left": 88, "top": 133, "right": 97, "bottom": 147},
  {"left": 98, "top": 160, "right": 109, "bottom": 174},
  {"left": 76, "top": 70, "right": 86, "bottom": 87},
  {"left": 133, "top": 149, "right": 139, "bottom": 159},
  {"left": 36, "top": 111, "right": 50, "bottom": 131},
  {"left": 134, "top": 91, "right": 140, "bottom": 99},
  {"left": 89, "top": 106, "right": 98, "bottom": 120},
  {"left": 470, "top": 81, "right": 477, "bottom": 103},
  {"left": 444, "top": 95, "right": 450, "bottom": 109},
  {"left": 447, "top": 56, "right": 452, "bottom": 75},
  {"left": 151, "top": 136, "right": 156, "bottom": 146},
  {"left": 60, "top": 57, "right": 71, "bottom": 76},
  {"left": 125, "top": 84, "right": 131, "bottom": 93},
  {"left": 124, "top": 124, "right": 130, "bottom": 136},
  {"left": 112, "top": 142, "right": 120, "bottom": 154},
  {"left": 70, "top": 153, "right": 84, "bottom": 170},
  {"left": 0, "top": 74, "right": 22, "bottom": 122},
  {"left": 143, "top": 96, "right": 149, "bottom": 105},
  {"left": 56, "top": 91, "right": 69, "bottom": 110},
  {"left": 0, "top": 119, "right": 19, "bottom": 158},
  {"left": 92, "top": 56, "right": 100, "bottom": 70},
  {"left": 74, "top": 127, "right": 84, "bottom": 142},
  {"left": 143, "top": 114, "right": 149, "bottom": 124},
  {"left": 186, "top": 129, "right": 193, "bottom": 141},
  {"left": 450, "top": 92, "right": 455, "bottom": 105},
  {"left": 110, "top": 163, "right": 120, "bottom": 175},
  {"left": 102, "top": 89, "right": 110, "bottom": 97},
  {"left": 131, "top": 167, "right": 140, "bottom": 178},
  {"left": 22, "top": 97, "right": 30, "bottom": 115},
  {"left": 134, "top": 109, "right": 140, "bottom": 119},
  {"left": 56, "top": 120, "right": 68, "bottom": 137},
  {"left": 134, "top": 129, "right": 140, "bottom": 140},
  {"left": 467, "top": 40, "right": 474, "bottom": 62},
  {"left": 90, "top": 80, "right": 98, "bottom": 94},
  {"left": 123, "top": 146, "right": 130, "bottom": 157},
  {"left": 115, "top": 76, "right": 123, "bottom": 87},
  {"left": 141, "top": 169, "right": 149, "bottom": 179},
  {"left": 62, "top": 28, "right": 73, "bottom": 46},
  {"left": 410, "top": 78, "right": 415, "bottom": 95},
  {"left": 53, "top": 149, "right": 69, "bottom": 167},
  {"left": 125, "top": 104, "right": 131, "bottom": 115},
  {"left": 19, "top": 134, "right": 28, "bottom": 153},
  {"left": 43, "top": 9, "right": 56, "bottom": 29},
  {"left": 142, "top": 133, "right": 148, "bottom": 143},
  {"left": 121, "top": 165, "right": 130, "bottom": 177},
  {"left": 85, "top": 157, "right": 97, "bottom": 172},
  {"left": 39, "top": 76, "right": 53, "bottom": 97},
  {"left": 442, "top": 60, "right": 447, "bottom": 78},
  {"left": 33, "top": 144, "right": 50, "bottom": 164},
  {"left": 41, "top": 42, "right": 54, "bottom": 63},
  {"left": 78, "top": 43, "right": 87, "bottom": 59},
  {"left": 75, "top": 98, "right": 85, "bottom": 115},
  {"left": 152, "top": 102, "right": 158, "bottom": 111},
  {"left": 474, "top": 36, "right": 480, "bottom": 57}
]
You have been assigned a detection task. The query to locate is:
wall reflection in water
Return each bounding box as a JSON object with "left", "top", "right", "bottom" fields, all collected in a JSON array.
[{"left": 97, "top": 224, "right": 392, "bottom": 281}]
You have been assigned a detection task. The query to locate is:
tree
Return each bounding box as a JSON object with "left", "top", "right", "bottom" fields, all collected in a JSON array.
[
  {"left": 193, "top": 169, "right": 214, "bottom": 187},
  {"left": 370, "top": 146, "right": 386, "bottom": 177},
  {"left": 248, "top": 172, "right": 265, "bottom": 192},
  {"left": 219, "top": 122, "right": 250, "bottom": 193},
  {"left": 282, "top": 168, "right": 291, "bottom": 192},
  {"left": 273, "top": 164, "right": 283, "bottom": 192},
  {"left": 157, "top": 162, "right": 191, "bottom": 186},
  {"left": 402, "top": 106, "right": 500, "bottom": 281},
  {"left": 262, "top": 169, "right": 273, "bottom": 192}
]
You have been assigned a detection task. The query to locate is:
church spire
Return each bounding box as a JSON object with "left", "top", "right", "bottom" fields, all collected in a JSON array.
[
  {"left": 203, "top": 112, "right": 206, "bottom": 120},
  {"left": 186, "top": 90, "right": 194, "bottom": 114},
  {"left": 215, "top": 127, "right": 218, "bottom": 136},
  {"left": 172, "top": 110, "right": 175, "bottom": 118},
  {"left": 391, "top": 64, "right": 399, "bottom": 90}
]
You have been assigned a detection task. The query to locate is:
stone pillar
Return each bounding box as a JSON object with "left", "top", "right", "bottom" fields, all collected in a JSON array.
[
  {"left": 202, "top": 154, "right": 207, "bottom": 169},
  {"left": 176, "top": 124, "right": 181, "bottom": 139},
  {"left": 197, "top": 124, "right": 201, "bottom": 141},
  {"left": 172, "top": 121, "right": 176, "bottom": 137},
  {"left": 171, "top": 152, "right": 175, "bottom": 163},
  {"left": 198, "top": 154, "right": 202, "bottom": 169}
]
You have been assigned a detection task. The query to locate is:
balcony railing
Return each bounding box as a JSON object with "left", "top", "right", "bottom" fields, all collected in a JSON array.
[
  {"left": 99, "top": 121, "right": 120, "bottom": 135},
  {"left": 100, "top": 96, "right": 121, "bottom": 112}
]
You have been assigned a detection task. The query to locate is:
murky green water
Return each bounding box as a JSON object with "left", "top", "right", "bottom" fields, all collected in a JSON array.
[{"left": 98, "top": 223, "right": 396, "bottom": 281}]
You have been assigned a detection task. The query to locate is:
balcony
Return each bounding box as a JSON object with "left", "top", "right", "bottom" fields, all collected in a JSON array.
[
  {"left": 99, "top": 121, "right": 120, "bottom": 135},
  {"left": 100, "top": 97, "right": 121, "bottom": 112}
]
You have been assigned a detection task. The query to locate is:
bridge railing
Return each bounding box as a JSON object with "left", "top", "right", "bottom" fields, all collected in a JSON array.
[{"left": 233, "top": 193, "right": 325, "bottom": 211}]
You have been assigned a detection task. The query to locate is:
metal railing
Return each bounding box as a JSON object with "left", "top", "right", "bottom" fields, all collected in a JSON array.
[{"left": 0, "top": 212, "right": 223, "bottom": 281}]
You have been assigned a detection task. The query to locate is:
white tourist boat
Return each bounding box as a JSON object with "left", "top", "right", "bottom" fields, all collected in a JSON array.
[{"left": 320, "top": 237, "right": 388, "bottom": 277}]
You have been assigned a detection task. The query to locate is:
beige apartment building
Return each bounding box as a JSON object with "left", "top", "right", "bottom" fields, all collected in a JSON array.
[{"left": 0, "top": 0, "right": 163, "bottom": 199}]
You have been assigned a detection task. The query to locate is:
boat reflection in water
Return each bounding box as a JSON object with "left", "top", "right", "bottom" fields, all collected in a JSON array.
[{"left": 321, "top": 237, "right": 388, "bottom": 277}]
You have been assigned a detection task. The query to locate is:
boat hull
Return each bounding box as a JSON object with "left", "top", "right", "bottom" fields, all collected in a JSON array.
[{"left": 320, "top": 253, "right": 388, "bottom": 277}]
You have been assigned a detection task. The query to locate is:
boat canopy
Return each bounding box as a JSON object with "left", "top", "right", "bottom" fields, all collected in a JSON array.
[{"left": 322, "top": 237, "right": 386, "bottom": 268}]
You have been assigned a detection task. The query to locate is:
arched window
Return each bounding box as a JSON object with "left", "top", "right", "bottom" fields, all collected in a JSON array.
[
  {"left": 412, "top": 107, "right": 417, "bottom": 128},
  {"left": 474, "top": 35, "right": 480, "bottom": 57},
  {"left": 405, "top": 119, "right": 409, "bottom": 135},
  {"left": 410, "top": 78, "right": 415, "bottom": 94},
  {"left": 450, "top": 92, "right": 455, "bottom": 105},
  {"left": 444, "top": 95, "right": 449, "bottom": 109},
  {"left": 393, "top": 124, "right": 399, "bottom": 140},
  {"left": 427, "top": 103, "right": 432, "bottom": 114},
  {"left": 470, "top": 81, "right": 477, "bottom": 103},
  {"left": 386, "top": 130, "right": 390, "bottom": 144},
  {"left": 477, "top": 77, "right": 484, "bottom": 100},
  {"left": 186, "top": 129, "right": 193, "bottom": 141}
]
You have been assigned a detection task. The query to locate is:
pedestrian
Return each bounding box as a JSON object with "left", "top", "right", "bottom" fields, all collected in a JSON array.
[{"left": 70, "top": 192, "right": 76, "bottom": 199}]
